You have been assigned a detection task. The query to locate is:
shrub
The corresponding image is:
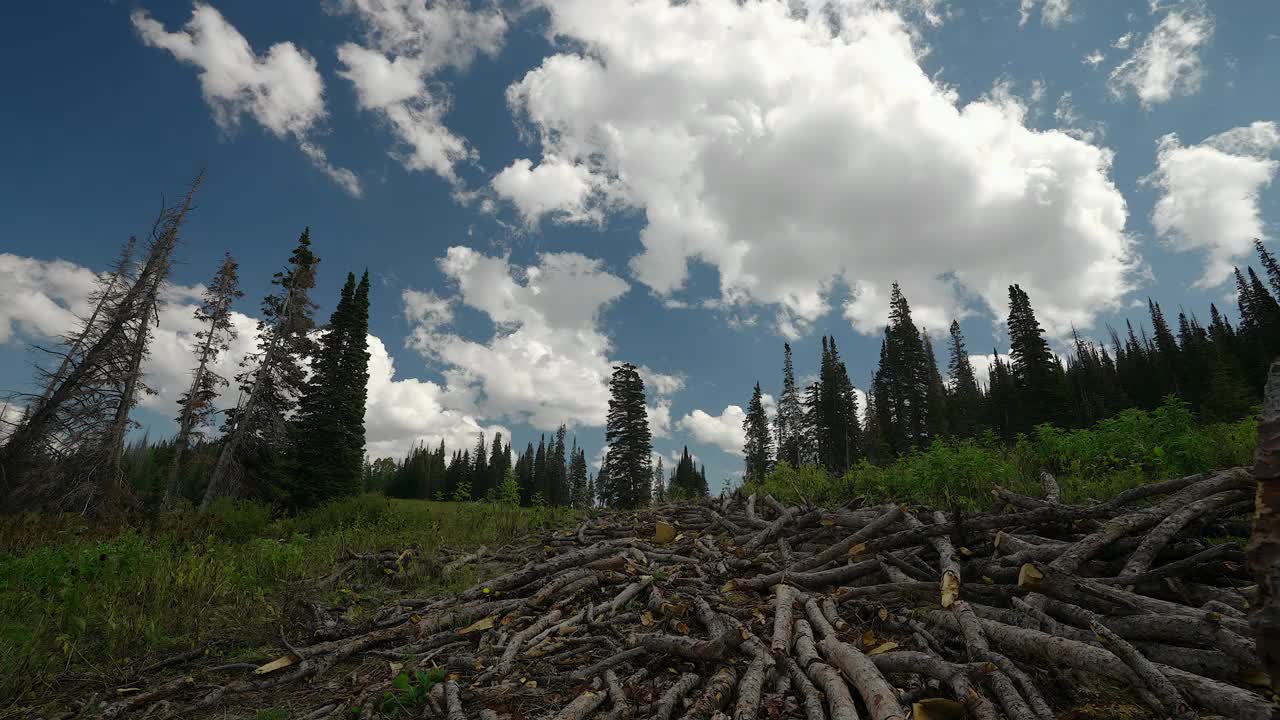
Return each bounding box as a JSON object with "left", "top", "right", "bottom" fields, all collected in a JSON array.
[{"left": 205, "top": 497, "right": 273, "bottom": 542}]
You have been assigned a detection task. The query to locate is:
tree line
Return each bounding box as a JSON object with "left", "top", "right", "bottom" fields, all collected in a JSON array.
[
  {"left": 372, "top": 363, "right": 710, "bottom": 509},
  {"left": 0, "top": 176, "right": 372, "bottom": 514},
  {"left": 743, "top": 240, "right": 1280, "bottom": 482}
]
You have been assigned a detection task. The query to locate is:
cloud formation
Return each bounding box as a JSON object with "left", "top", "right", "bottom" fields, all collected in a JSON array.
[
  {"left": 335, "top": 0, "right": 506, "bottom": 184},
  {"left": 1108, "top": 2, "right": 1213, "bottom": 108},
  {"left": 132, "top": 3, "right": 361, "bottom": 196},
  {"left": 496, "top": 0, "right": 1135, "bottom": 340},
  {"left": 403, "top": 247, "right": 681, "bottom": 437},
  {"left": 1145, "top": 122, "right": 1280, "bottom": 287}
]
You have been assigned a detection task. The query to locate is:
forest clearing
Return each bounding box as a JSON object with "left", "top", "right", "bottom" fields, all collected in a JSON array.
[
  {"left": 4, "top": 399, "right": 1280, "bottom": 720},
  {"left": 8, "top": 0, "right": 1280, "bottom": 717}
]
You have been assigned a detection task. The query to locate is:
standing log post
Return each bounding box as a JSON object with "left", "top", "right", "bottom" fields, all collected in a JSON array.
[{"left": 1249, "top": 357, "right": 1280, "bottom": 690}]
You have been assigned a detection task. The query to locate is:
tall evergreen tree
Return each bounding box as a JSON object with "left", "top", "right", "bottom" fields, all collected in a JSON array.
[
  {"left": 568, "top": 441, "right": 589, "bottom": 508},
  {"left": 1258, "top": 238, "right": 1280, "bottom": 298},
  {"left": 203, "top": 228, "right": 319, "bottom": 508},
  {"left": 549, "top": 425, "right": 568, "bottom": 505},
  {"left": 1006, "top": 284, "right": 1062, "bottom": 433},
  {"left": 471, "top": 432, "right": 488, "bottom": 500},
  {"left": 873, "top": 284, "right": 930, "bottom": 453},
  {"left": 517, "top": 442, "right": 535, "bottom": 505},
  {"left": 290, "top": 271, "right": 370, "bottom": 507},
  {"left": 742, "top": 382, "right": 774, "bottom": 483},
  {"left": 945, "top": 320, "right": 981, "bottom": 438},
  {"left": 669, "top": 446, "right": 703, "bottom": 498},
  {"left": 921, "top": 330, "right": 949, "bottom": 441},
  {"left": 533, "top": 436, "right": 547, "bottom": 504},
  {"left": 605, "top": 363, "right": 653, "bottom": 508},
  {"left": 652, "top": 456, "right": 666, "bottom": 504},
  {"left": 774, "top": 343, "right": 803, "bottom": 467},
  {"left": 164, "top": 253, "right": 241, "bottom": 508}
]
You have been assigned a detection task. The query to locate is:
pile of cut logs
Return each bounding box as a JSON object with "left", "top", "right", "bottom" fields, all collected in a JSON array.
[{"left": 100, "top": 468, "right": 1272, "bottom": 720}]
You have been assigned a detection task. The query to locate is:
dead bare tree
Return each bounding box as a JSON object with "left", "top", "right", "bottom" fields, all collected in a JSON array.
[
  {"left": 1, "top": 173, "right": 201, "bottom": 512},
  {"left": 1249, "top": 357, "right": 1280, "bottom": 688},
  {"left": 163, "top": 253, "right": 241, "bottom": 509}
]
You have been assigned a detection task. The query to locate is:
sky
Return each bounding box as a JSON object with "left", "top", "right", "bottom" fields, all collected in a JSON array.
[{"left": 1, "top": 0, "right": 1278, "bottom": 487}]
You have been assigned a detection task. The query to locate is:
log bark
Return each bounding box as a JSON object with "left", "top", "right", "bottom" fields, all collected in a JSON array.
[
  {"left": 1248, "top": 357, "right": 1280, "bottom": 690},
  {"left": 818, "top": 636, "right": 908, "bottom": 720}
]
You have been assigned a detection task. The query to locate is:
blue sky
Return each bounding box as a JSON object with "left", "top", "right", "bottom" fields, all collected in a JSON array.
[{"left": 1, "top": 0, "right": 1278, "bottom": 485}]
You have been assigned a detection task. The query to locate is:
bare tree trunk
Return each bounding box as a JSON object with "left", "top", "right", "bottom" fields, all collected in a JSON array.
[{"left": 1248, "top": 357, "right": 1280, "bottom": 689}]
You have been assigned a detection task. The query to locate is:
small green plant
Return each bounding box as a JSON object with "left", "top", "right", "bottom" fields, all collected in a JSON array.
[
  {"left": 379, "top": 667, "right": 447, "bottom": 716},
  {"left": 255, "top": 708, "right": 290, "bottom": 720},
  {"left": 450, "top": 481, "right": 472, "bottom": 502}
]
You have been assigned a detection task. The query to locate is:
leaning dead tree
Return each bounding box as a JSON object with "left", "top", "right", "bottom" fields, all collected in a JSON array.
[
  {"left": 162, "top": 252, "right": 242, "bottom": 509},
  {"left": 1249, "top": 357, "right": 1280, "bottom": 686},
  {"left": 98, "top": 472, "right": 1272, "bottom": 720},
  {"left": 0, "top": 174, "right": 201, "bottom": 512},
  {"left": 200, "top": 229, "right": 318, "bottom": 509}
]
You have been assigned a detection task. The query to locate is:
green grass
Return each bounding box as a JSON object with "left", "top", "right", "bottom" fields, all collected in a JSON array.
[
  {"left": 749, "top": 398, "right": 1259, "bottom": 510},
  {"left": 0, "top": 495, "right": 574, "bottom": 712}
]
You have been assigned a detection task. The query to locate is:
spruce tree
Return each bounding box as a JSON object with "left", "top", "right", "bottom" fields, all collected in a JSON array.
[
  {"left": 550, "top": 425, "right": 568, "bottom": 506},
  {"left": 945, "top": 320, "right": 981, "bottom": 438},
  {"left": 568, "top": 441, "right": 589, "bottom": 508},
  {"left": 774, "top": 343, "right": 803, "bottom": 467},
  {"left": 595, "top": 449, "right": 613, "bottom": 507},
  {"left": 605, "top": 363, "right": 653, "bottom": 508},
  {"left": 203, "top": 228, "right": 319, "bottom": 508},
  {"left": 517, "top": 442, "right": 535, "bottom": 505},
  {"left": 652, "top": 456, "right": 666, "bottom": 504},
  {"left": 533, "top": 436, "right": 547, "bottom": 504},
  {"left": 471, "top": 432, "right": 488, "bottom": 500},
  {"left": 164, "top": 253, "right": 241, "bottom": 508},
  {"left": 1257, "top": 239, "right": 1280, "bottom": 298},
  {"left": 874, "top": 284, "right": 930, "bottom": 453},
  {"left": 670, "top": 446, "right": 701, "bottom": 498},
  {"left": 290, "top": 272, "right": 359, "bottom": 508},
  {"left": 922, "top": 330, "right": 949, "bottom": 441},
  {"left": 1006, "top": 284, "right": 1062, "bottom": 433},
  {"left": 742, "top": 382, "right": 774, "bottom": 483}
]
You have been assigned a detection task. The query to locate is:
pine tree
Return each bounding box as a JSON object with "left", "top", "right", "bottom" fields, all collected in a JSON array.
[
  {"left": 652, "top": 456, "right": 666, "bottom": 504},
  {"left": 164, "top": 253, "right": 241, "bottom": 508},
  {"left": 605, "top": 363, "right": 653, "bottom": 508},
  {"left": 517, "top": 442, "right": 535, "bottom": 505},
  {"left": 289, "top": 273, "right": 359, "bottom": 508},
  {"left": 742, "top": 382, "right": 774, "bottom": 483},
  {"left": 945, "top": 320, "right": 981, "bottom": 438},
  {"left": 669, "top": 446, "right": 702, "bottom": 498},
  {"left": 471, "top": 432, "right": 488, "bottom": 500},
  {"left": 1257, "top": 239, "right": 1280, "bottom": 298},
  {"left": 549, "top": 425, "right": 568, "bottom": 506},
  {"left": 203, "top": 228, "right": 319, "bottom": 508},
  {"left": 339, "top": 271, "right": 371, "bottom": 487},
  {"left": 568, "top": 441, "right": 589, "bottom": 508},
  {"left": 922, "top": 330, "right": 949, "bottom": 442},
  {"left": 595, "top": 449, "right": 613, "bottom": 507},
  {"left": 1147, "top": 299, "right": 1180, "bottom": 398},
  {"left": 1006, "top": 284, "right": 1062, "bottom": 433},
  {"left": 873, "top": 284, "right": 930, "bottom": 454},
  {"left": 774, "top": 343, "right": 803, "bottom": 468},
  {"left": 532, "top": 436, "right": 548, "bottom": 504}
]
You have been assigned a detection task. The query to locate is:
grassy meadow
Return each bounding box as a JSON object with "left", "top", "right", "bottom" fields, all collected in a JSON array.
[{"left": 0, "top": 497, "right": 575, "bottom": 712}]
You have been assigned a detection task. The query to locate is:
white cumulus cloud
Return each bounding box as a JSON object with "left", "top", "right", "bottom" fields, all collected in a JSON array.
[
  {"left": 496, "top": 0, "right": 1135, "bottom": 340},
  {"left": 1109, "top": 2, "right": 1213, "bottom": 108},
  {"left": 334, "top": 0, "right": 506, "bottom": 185},
  {"left": 677, "top": 405, "right": 748, "bottom": 457},
  {"left": 404, "top": 247, "right": 679, "bottom": 436},
  {"left": 1145, "top": 122, "right": 1280, "bottom": 287},
  {"left": 132, "top": 3, "right": 361, "bottom": 196}
]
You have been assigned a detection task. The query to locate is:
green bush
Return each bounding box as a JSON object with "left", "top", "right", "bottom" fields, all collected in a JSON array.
[
  {"left": 747, "top": 400, "right": 1256, "bottom": 509},
  {"left": 283, "top": 492, "right": 390, "bottom": 536},
  {"left": 206, "top": 497, "right": 274, "bottom": 541}
]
